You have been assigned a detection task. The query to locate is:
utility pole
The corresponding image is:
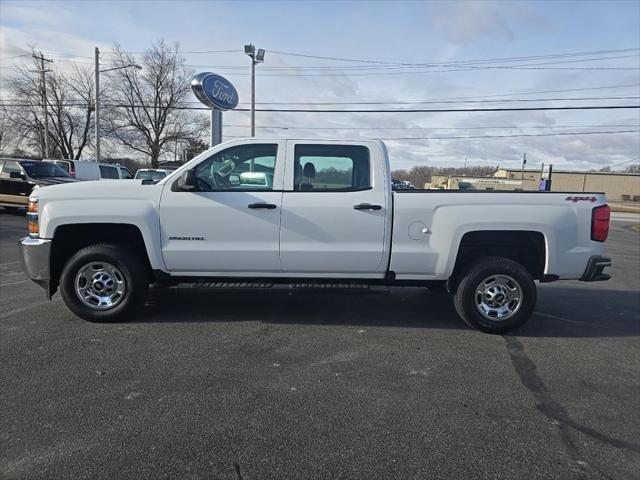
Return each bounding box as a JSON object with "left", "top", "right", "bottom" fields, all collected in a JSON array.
[
  {"left": 94, "top": 47, "right": 142, "bottom": 162},
  {"left": 244, "top": 44, "right": 265, "bottom": 137},
  {"left": 94, "top": 47, "right": 100, "bottom": 162},
  {"left": 33, "top": 52, "right": 53, "bottom": 158},
  {"left": 521, "top": 153, "right": 527, "bottom": 180}
]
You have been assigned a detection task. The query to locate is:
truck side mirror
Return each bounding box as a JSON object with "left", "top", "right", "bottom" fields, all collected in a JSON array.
[
  {"left": 177, "top": 169, "right": 197, "bottom": 191},
  {"left": 9, "top": 171, "right": 26, "bottom": 181}
]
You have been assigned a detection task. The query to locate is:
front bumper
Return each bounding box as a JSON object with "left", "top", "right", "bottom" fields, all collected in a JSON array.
[
  {"left": 19, "top": 237, "right": 52, "bottom": 296},
  {"left": 580, "top": 255, "right": 612, "bottom": 282}
]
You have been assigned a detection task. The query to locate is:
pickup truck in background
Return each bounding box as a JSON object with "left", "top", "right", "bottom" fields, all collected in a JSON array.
[
  {"left": 0, "top": 158, "right": 78, "bottom": 211},
  {"left": 19, "top": 139, "right": 612, "bottom": 333}
]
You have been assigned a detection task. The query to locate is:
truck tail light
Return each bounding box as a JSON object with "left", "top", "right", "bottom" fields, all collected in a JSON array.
[
  {"left": 591, "top": 204, "right": 610, "bottom": 242},
  {"left": 69, "top": 166, "right": 76, "bottom": 177}
]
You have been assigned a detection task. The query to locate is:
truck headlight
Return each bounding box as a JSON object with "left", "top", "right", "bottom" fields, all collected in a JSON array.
[{"left": 27, "top": 197, "right": 39, "bottom": 237}]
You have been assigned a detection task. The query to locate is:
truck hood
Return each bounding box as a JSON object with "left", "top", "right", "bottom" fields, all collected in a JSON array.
[
  {"left": 34, "top": 179, "right": 160, "bottom": 202},
  {"left": 31, "top": 176, "right": 80, "bottom": 187}
]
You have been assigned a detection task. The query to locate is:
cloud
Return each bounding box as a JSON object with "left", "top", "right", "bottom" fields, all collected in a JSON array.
[
  {"left": 428, "top": 1, "right": 553, "bottom": 45},
  {"left": 1, "top": 0, "right": 637, "bottom": 167}
]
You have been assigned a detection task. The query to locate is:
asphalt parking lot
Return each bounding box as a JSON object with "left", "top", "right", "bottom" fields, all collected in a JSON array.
[{"left": 1, "top": 210, "right": 639, "bottom": 480}]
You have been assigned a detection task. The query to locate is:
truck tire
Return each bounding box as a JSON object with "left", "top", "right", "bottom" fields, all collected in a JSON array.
[
  {"left": 59, "top": 243, "right": 149, "bottom": 322},
  {"left": 453, "top": 257, "right": 536, "bottom": 334}
]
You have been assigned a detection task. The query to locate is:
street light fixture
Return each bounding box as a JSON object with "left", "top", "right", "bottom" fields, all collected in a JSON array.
[
  {"left": 245, "top": 44, "right": 265, "bottom": 137},
  {"left": 94, "top": 46, "right": 142, "bottom": 162},
  {"left": 100, "top": 64, "right": 142, "bottom": 73}
]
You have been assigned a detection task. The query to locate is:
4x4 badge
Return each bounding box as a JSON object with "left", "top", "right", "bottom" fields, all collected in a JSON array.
[{"left": 565, "top": 196, "right": 597, "bottom": 203}]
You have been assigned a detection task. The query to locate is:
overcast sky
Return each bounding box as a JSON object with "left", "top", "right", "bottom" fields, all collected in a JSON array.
[{"left": 1, "top": 0, "right": 639, "bottom": 170}]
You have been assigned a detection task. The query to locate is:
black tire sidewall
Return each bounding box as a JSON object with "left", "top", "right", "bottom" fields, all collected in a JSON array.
[
  {"left": 454, "top": 257, "right": 536, "bottom": 334},
  {"left": 60, "top": 244, "right": 147, "bottom": 322}
]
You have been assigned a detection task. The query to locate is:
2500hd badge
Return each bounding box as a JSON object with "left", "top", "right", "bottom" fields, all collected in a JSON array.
[{"left": 168, "top": 236, "right": 205, "bottom": 241}]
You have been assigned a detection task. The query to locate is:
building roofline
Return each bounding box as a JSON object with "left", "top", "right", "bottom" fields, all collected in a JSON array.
[{"left": 498, "top": 168, "right": 639, "bottom": 176}]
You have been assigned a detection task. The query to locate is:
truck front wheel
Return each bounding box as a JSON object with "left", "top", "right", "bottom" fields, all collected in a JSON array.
[
  {"left": 453, "top": 257, "right": 536, "bottom": 334},
  {"left": 59, "top": 243, "right": 149, "bottom": 322}
]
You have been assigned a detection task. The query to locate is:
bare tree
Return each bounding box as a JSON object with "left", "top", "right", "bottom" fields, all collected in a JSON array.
[
  {"left": 6, "top": 55, "right": 95, "bottom": 159},
  {"left": 0, "top": 104, "right": 16, "bottom": 155},
  {"left": 105, "top": 40, "right": 200, "bottom": 168}
]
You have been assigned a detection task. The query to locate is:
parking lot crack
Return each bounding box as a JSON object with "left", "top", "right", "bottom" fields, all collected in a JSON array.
[
  {"left": 504, "top": 335, "right": 640, "bottom": 476},
  {"left": 234, "top": 462, "right": 244, "bottom": 480}
]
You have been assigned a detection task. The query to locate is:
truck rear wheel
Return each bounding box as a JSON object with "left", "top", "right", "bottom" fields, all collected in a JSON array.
[
  {"left": 59, "top": 243, "right": 149, "bottom": 322},
  {"left": 453, "top": 257, "right": 536, "bottom": 334}
]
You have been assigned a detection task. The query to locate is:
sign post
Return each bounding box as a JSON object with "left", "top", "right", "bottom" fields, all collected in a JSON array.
[
  {"left": 539, "top": 163, "right": 553, "bottom": 192},
  {"left": 210, "top": 110, "right": 222, "bottom": 146},
  {"left": 191, "top": 72, "right": 239, "bottom": 147}
]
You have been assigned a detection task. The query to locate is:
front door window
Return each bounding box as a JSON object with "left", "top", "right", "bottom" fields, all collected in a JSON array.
[{"left": 194, "top": 144, "right": 277, "bottom": 191}]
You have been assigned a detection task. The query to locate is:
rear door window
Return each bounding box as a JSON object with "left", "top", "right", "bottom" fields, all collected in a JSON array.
[
  {"left": 99, "top": 165, "right": 119, "bottom": 179},
  {"left": 293, "top": 145, "right": 370, "bottom": 191}
]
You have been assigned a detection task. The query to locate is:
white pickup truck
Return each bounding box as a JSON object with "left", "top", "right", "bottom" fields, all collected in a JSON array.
[{"left": 19, "top": 139, "right": 612, "bottom": 333}]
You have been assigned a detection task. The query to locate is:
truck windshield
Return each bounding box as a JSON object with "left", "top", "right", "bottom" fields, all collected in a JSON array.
[{"left": 20, "top": 161, "right": 71, "bottom": 178}]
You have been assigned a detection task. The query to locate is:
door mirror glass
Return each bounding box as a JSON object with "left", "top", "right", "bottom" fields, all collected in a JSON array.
[
  {"left": 177, "top": 169, "right": 197, "bottom": 191},
  {"left": 9, "top": 171, "right": 26, "bottom": 180},
  {"left": 229, "top": 174, "right": 240, "bottom": 186}
]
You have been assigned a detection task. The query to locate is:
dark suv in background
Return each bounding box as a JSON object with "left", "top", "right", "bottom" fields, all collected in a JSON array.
[{"left": 0, "top": 159, "right": 78, "bottom": 212}]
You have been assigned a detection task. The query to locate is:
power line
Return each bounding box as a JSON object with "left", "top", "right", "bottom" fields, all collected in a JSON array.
[
  {"left": 1, "top": 103, "right": 638, "bottom": 114},
  {"left": 223, "top": 124, "right": 640, "bottom": 131},
  {"left": 221, "top": 130, "right": 638, "bottom": 140},
  {"left": 15, "top": 94, "right": 637, "bottom": 108},
  {"left": 179, "top": 54, "right": 639, "bottom": 71},
  {"left": 609, "top": 157, "right": 640, "bottom": 168},
  {"left": 5, "top": 47, "right": 638, "bottom": 75},
  {"left": 266, "top": 47, "right": 640, "bottom": 66},
  {"left": 5, "top": 93, "right": 640, "bottom": 108},
  {"left": 377, "top": 130, "right": 639, "bottom": 140},
  {"left": 199, "top": 96, "right": 640, "bottom": 106},
  {"left": 233, "top": 84, "right": 640, "bottom": 106},
  {"left": 241, "top": 105, "right": 640, "bottom": 113},
  {"left": 0, "top": 53, "right": 31, "bottom": 61},
  {"left": 105, "top": 48, "right": 243, "bottom": 55},
  {"left": 178, "top": 64, "right": 639, "bottom": 77}
]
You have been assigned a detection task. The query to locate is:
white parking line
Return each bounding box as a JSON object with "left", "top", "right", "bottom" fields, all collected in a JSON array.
[
  {"left": 0, "top": 261, "right": 21, "bottom": 267},
  {"left": 0, "top": 302, "right": 52, "bottom": 319},
  {"left": 0, "top": 279, "right": 29, "bottom": 287},
  {"left": 535, "top": 311, "right": 635, "bottom": 333}
]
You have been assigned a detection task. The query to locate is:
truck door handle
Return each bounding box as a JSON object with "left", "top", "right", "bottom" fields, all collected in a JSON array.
[
  {"left": 353, "top": 203, "right": 382, "bottom": 211},
  {"left": 248, "top": 202, "right": 277, "bottom": 210}
]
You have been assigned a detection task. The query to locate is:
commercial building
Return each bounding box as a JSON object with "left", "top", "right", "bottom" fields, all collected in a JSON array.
[{"left": 428, "top": 169, "right": 640, "bottom": 202}]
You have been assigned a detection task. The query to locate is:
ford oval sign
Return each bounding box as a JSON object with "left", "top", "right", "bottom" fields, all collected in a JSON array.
[{"left": 191, "top": 72, "right": 239, "bottom": 111}]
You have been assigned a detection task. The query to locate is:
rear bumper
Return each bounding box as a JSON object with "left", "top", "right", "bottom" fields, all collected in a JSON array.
[
  {"left": 580, "top": 255, "right": 612, "bottom": 282},
  {"left": 19, "top": 237, "right": 52, "bottom": 296}
]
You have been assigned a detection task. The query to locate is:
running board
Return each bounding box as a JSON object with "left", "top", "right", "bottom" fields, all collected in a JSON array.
[
  {"left": 188, "top": 281, "right": 274, "bottom": 289},
  {"left": 173, "top": 280, "right": 388, "bottom": 294}
]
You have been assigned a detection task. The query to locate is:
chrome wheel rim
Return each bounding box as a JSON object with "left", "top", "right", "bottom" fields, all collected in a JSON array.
[
  {"left": 75, "top": 262, "right": 126, "bottom": 310},
  {"left": 475, "top": 274, "right": 522, "bottom": 321}
]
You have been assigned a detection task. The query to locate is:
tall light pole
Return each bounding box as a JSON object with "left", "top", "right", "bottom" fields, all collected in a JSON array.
[
  {"left": 94, "top": 47, "right": 142, "bottom": 162},
  {"left": 94, "top": 47, "right": 100, "bottom": 162},
  {"left": 33, "top": 52, "right": 53, "bottom": 158},
  {"left": 244, "top": 44, "right": 265, "bottom": 137}
]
